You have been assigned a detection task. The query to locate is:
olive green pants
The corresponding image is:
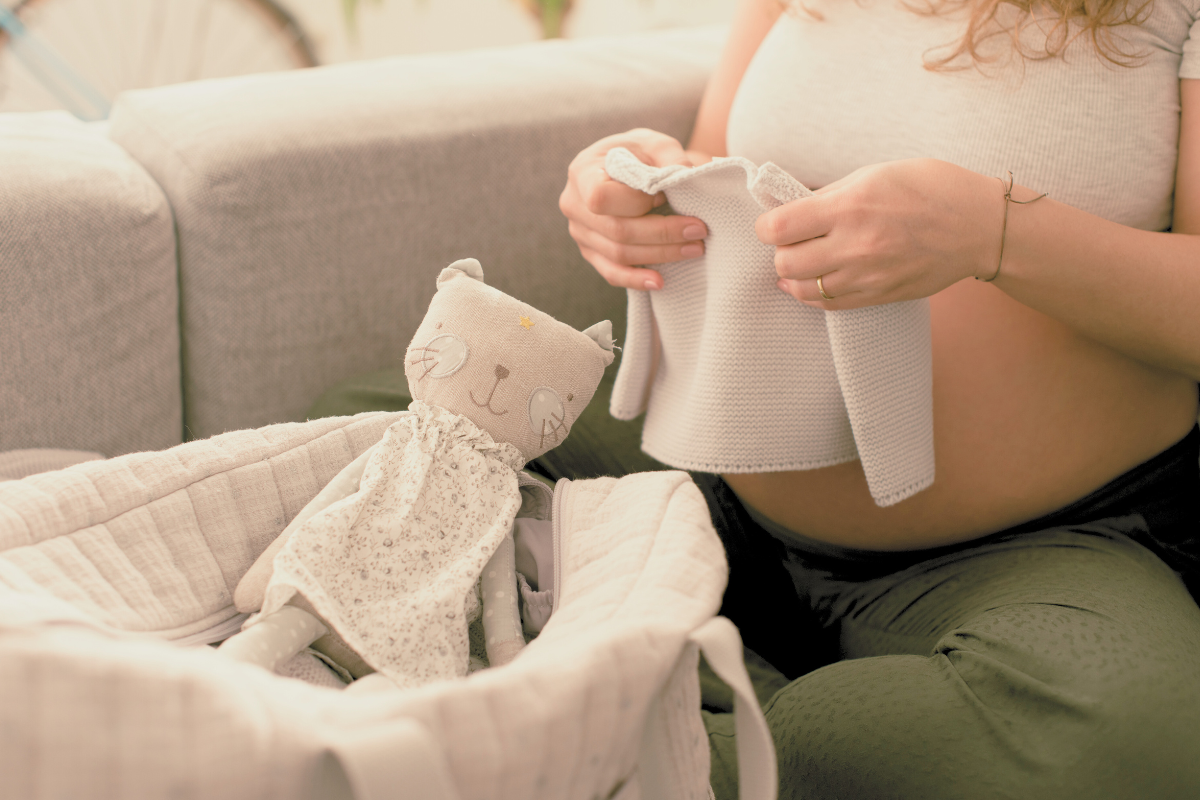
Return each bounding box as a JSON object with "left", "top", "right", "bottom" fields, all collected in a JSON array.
[
  {"left": 310, "top": 370, "right": 1200, "bottom": 800},
  {"left": 703, "top": 517, "right": 1200, "bottom": 800}
]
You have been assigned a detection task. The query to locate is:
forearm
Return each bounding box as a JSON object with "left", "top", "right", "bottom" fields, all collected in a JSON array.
[{"left": 994, "top": 187, "right": 1200, "bottom": 380}]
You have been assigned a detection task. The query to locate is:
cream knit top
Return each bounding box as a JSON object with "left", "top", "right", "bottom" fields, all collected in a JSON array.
[
  {"left": 607, "top": 149, "right": 935, "bottom": 508},
  {"left": 727, "top": 0, "right": 1200, "bottom": 231}
]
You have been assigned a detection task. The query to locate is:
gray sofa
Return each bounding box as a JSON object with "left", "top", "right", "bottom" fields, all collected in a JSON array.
[{"left": 0, "top": 27, "right": 723, "bottom": 462}]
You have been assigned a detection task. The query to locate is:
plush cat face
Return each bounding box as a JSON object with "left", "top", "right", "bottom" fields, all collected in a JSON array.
[{"left": 404, "top": 259, "right": 615, "bottom": 463}]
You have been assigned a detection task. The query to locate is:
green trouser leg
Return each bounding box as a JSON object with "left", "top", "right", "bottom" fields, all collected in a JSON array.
[{"left": 706, "top": 522, "right": 1200, "bottom": 800}]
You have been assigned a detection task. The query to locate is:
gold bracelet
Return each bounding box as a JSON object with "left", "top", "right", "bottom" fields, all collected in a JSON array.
[{"left": 977, "top": 171, "right": 1048, "bottom": 282}]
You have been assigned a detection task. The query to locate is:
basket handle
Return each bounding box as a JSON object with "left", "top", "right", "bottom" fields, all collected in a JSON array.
[{"left": 690, "top": 616, "right": 778, "bottom": 800}]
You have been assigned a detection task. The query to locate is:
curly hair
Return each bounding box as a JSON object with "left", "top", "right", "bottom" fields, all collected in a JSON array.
[{"left": 781, "top": 0, "right": 1155, "bottom": 71}]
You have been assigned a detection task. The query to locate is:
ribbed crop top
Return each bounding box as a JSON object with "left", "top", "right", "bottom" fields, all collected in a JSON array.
[{"left": 727, "top": 0, "right": 1200, "bottom": 231}]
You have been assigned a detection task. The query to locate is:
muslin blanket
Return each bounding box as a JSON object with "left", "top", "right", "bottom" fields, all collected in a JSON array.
[
  {"left": 605, "top": 147, "right": 934, "bottom": 507},
  {"left": 259, "top": 400, "right": 525, "bottom": 688}
]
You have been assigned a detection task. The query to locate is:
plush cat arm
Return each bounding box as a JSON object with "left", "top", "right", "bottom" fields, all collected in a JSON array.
[{"left": 234, "top": 445, "right": 377, "bottom": 614}]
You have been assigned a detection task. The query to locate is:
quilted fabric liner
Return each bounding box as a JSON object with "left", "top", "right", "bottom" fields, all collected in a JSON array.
[
  {"left": 0, "top": 412, "right": 398, "bottom": 640},
  {"left": 0, "top": 414, "right": 729, "bottom": 800}
]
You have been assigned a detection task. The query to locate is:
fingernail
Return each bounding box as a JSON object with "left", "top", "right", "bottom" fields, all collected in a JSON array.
[
  {"left": 776, "top": 279, "right": 789, "bottom": 292},
  {"left": 681, "top": 243, "right": 703, "bottom": 258},
  {"left": 644, "top": 279, "right": 660, "bottom": 290},
  {"left": 682, "top": 224, "right": 706, "bottom": 241}
]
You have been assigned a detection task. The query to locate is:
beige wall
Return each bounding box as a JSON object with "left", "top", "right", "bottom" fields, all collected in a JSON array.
[{"left": 286, "top": 0, "right": 737, "bottom": 64}]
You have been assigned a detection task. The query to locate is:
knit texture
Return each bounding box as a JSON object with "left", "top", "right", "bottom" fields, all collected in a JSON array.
[{"left": 605, "top": 148, "right": 933, "bottom": 507}]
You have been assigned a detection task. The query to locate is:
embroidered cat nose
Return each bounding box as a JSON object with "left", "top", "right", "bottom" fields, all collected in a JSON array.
[{"left": 470, "top": 366, "right": 510, "bottom": 417}]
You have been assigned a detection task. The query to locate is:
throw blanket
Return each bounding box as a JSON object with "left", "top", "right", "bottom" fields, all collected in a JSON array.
[
  {"left": 604, "top": 148, "right": 934, "bottom": 507},
  {"left": 260, "top": 401, "right": 524, "bottom": 688}
]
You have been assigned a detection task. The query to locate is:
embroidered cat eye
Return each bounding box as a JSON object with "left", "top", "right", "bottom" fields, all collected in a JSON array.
[
  {"left": 528, "top": 386, "right": 566, "bottom": 447},
  {"left": 410, "top": 333, "right": 469, "bottom": 380}
]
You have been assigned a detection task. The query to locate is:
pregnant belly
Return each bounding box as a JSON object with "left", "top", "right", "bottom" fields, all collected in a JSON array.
[{"left": 723, "top": 278, "right": 1199, "bottom": 551}]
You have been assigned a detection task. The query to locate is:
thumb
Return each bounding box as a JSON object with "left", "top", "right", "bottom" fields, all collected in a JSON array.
[{"left": 622, "top": 138, "right": 690, "bottom": 169}]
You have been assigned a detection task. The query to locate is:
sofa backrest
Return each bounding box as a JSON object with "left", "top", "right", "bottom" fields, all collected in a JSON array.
[
  {"left": 109, "top": 27, "right": 723, "bottom": 441},
  {"left": 0, "top": 112, "right": 182, "bottom": 458}
]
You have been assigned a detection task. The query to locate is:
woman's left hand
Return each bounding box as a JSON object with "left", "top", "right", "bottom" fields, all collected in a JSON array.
[{"left": 757, "top": 158, "right": 1003, "bottom": 309}]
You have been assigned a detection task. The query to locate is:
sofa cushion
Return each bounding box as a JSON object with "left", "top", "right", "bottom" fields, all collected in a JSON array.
[
  {"left": 108, "top": 27, "right": 724, "bottom": 441},
  {"left": 0, "top": 449, "right": 105, "bottom": 482},
  {"left": 0, "top": 112, "right": 181, "bottom": 457}
]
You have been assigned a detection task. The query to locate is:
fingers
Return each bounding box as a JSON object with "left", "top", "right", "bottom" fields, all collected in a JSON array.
[
  {"left": 576, "top": 165, "right": 661, "bottom": 217},
  {"left": 616, "top": 130, "right": 693, "bottom": 169},
  {"left": 570, "top": 129, "right": 694, "bottom": 217},
  {"left": 561, "top": 181, "right": 707, "bottom": 272},
  {"left": 755, "top": 194, "right": 833, "bottom": 247},
  {"left": 775, "top": 275, "right": 865, "bottom": 310},
  {"left": 770, "top": 230, "right": 842, "bottom": 283},
  {"left": 562, "top": 182, "right": 706, "bottom": 243},
  {"left": 570, "top": 219, "right": 704, "bottom": 268},
  {"left": 580, "top": 245, "right": 669, "bottom": 291},
  {"left": 562, "top": 129, "right": 712, "bottom": 286}
]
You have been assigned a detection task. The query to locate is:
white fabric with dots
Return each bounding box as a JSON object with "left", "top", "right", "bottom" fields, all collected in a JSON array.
[
  {"left": 260, "top": 401, "right": 526, "bottom": 689},
  {"left": 217, "top": 604, "right": 328, "bottom": 672},
  {"left": 605, "top": 147, "right": 934, "bottom": 507},
  {"left": 478, "top": 528, "right": 526, "bottom": 667},
  {"left": 278, "top": 650, "right": 349, "bottom": 689}
]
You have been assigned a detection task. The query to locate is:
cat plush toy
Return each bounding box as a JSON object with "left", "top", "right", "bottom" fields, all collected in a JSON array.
[{"left": 220, "top": 259, "right": 615, "bottom": 688}]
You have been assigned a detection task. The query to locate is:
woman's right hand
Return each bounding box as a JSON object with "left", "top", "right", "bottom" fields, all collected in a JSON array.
[{"left": 559, "top": 128, "right": 710, "bottom": 291}]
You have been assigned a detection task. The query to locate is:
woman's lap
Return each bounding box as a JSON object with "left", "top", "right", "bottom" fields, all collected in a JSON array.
[{"left": 706, "top": 516, "right": 1200, "bottom": 800}]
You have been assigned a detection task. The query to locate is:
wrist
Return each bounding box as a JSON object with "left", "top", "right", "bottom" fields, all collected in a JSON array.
[{"left": 975, "top": 172, "right": 1049, "bottom": 283}]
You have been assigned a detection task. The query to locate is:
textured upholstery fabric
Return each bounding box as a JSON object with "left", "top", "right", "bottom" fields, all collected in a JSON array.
[
  {"left": 108, "top": 28, "right": 724, "bottom": 441},
  {"left": 0, "top": 113, "right": 181, "bottom": 457}
]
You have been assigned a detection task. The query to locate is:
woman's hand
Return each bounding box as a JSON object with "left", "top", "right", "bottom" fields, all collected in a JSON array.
[
  {"left": 560, "top": 129, "right": 710, "bottom": 291},
  {"left": 759, "top": 158, "right": 1004, "bottom": 309}
]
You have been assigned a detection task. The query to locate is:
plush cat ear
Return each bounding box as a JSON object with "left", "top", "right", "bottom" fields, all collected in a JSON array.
[
  {"left": 582, "top": 321, "right": 615, "bottom": 352},
  {"left": 437, "top": 258, "right": 485, "bottom": 287}
]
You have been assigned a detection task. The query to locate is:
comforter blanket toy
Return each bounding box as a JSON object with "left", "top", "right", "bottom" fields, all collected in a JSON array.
[
  {"left": 605, "top": 147, "right": 935, "bottom": 507},
  {"left": 223, "top": 258, "right": 616, "bottom": 687}
]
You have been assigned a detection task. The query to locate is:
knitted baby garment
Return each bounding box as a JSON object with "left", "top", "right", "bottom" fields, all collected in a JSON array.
[
  {"left": 605, "top": 148, "right": 934, "bottom": 507},
  {"left": 259, "top": 400, "right": 525, "bottom": 688}
]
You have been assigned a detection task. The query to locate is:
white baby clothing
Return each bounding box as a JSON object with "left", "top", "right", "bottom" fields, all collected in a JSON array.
[{"left": 605, "top": 147, "right": 934, "bottom": 507}]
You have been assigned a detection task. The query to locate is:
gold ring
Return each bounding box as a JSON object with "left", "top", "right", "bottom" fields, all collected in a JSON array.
[{"left": 817, "top": 275, "right": 834, "bottom": 301}]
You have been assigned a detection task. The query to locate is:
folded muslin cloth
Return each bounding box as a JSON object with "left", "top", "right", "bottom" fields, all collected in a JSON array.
[{"left": 605, "top": 148, "right": 934, "bottom": 507}]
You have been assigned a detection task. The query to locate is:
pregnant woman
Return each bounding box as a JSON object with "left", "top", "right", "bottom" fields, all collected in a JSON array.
[{"left": 560, "top": 0, "right": 1200, "bottom": 796}]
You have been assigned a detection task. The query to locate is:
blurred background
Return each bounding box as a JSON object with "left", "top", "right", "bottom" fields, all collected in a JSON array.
[{"left": 0, "top": 0, "right": 737, "bottom": 115}]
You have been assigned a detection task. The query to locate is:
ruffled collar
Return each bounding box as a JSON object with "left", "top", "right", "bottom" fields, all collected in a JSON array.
[{"left": 407, "top": 400, "right": 526, "bottom": 472}]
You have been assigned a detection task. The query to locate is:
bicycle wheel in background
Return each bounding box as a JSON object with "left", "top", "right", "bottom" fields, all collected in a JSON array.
[{"left": 0, "top": 0, "right": 318, "bottom": 114}]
